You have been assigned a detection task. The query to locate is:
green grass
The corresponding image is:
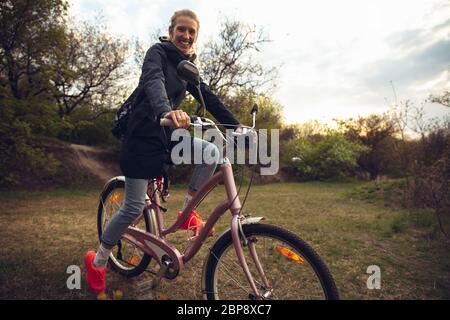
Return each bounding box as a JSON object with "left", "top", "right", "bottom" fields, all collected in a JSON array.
[{"left": 0, "top": 181, "right": 449, "bottom": 300}]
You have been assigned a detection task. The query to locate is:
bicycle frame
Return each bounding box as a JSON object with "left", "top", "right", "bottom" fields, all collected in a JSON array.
[{"left": 120, "top": 157, "right": 265, "bottom": 298}]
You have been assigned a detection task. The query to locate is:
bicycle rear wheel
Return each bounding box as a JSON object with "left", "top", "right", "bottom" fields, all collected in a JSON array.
[
  {"left": 97, "top": 178, "right": 155, "bottom": 278},
  {"left": 202, "top": 223, "right": 339, "bottom": 300}
]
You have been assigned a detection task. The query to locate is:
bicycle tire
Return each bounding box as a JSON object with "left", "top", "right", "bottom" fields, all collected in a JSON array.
[
  {"left": 202, "top": 223, "right": 339, "bottom": 300},
  {"left": 97, "top": 178, "right": 154, "bottom": 278}
]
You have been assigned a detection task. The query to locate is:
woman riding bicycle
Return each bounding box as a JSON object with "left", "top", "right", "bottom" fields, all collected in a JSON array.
[{"left": 84, "top": 9, "right": 240, "bottom": 294}]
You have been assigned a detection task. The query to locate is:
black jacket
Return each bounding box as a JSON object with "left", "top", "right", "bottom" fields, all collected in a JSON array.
[{"left": 119, "top": 40, "right": 239, "bottom": 179}]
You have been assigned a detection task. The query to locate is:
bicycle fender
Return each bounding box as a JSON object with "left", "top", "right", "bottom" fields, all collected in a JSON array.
[
  {"left": 99, "top": 176, "right": 125, "bottom": 200},
  {"left": 99, "top": 176, "right": 152, "bottom": 203},
  {"left": 209, "top": 216, "right": 265, "bottom": 247},
  {"left": 241, "top": 217, "right": 265, "bottom": 225}
]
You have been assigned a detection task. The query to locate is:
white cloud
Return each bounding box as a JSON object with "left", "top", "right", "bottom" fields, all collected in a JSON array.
[
  {"left": 69, "top": 0, "right": 168, "bottom": 40},
  {"left": 412, "top": 70, "right": 450, "bottom": 92}
]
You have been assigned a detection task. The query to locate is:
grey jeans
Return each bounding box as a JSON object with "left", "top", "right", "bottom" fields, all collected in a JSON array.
[{"left": 101, "top": 137, "right": 220, "bottom": 248}]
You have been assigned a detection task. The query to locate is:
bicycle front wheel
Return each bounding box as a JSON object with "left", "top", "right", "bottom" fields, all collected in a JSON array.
[{"left": 202, "top": 223, "right": 339, "bottom": 300}]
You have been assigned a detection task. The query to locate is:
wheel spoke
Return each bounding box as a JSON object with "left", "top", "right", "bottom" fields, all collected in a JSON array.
[
  {"left": 210, "top": 250, "right": 253, "bottom": 296},
  {"left": 211, "top": 246, "right": 268, "bottom": 293}
]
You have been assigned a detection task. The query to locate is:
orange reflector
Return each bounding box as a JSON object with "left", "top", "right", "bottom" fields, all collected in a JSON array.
[
  {"left": 111, "top": 193, "right": 122, "bottom": 203},
  {"left": 127, "top": 256, "right": 140, "bottom": 265},
  {"left": 275, "top": 246, "right": 305, "bottom": 264}
]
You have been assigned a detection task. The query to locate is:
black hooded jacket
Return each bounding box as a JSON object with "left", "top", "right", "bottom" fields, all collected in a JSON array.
[{"left": 119, "top": 39, "right": 239, "bottom": 179}]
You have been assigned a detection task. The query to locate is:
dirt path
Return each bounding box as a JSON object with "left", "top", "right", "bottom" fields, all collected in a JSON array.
[{"left": 69, "top": 144, "right": 120, "bottom": 183}]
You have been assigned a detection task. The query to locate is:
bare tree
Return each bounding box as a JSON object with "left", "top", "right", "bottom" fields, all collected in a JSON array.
[
  {"left": 0, "top": 0, "right": 68, "bottom": 100},
  {"left": 52, "top": 20, "right": 132, "bottom": 119},
  {"left": 132, "top": 28, "right": 165, "bottom": 69},
  {"left": 427, "top": 90, "right": 450, "bottom": 108},
  {"left": 199, "top": 19, "right": 279, "bottom": 99}
]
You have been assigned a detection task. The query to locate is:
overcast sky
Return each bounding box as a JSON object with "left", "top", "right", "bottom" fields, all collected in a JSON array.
[{"left": 69, "top": 0, "right": 450, "bottom": 124}]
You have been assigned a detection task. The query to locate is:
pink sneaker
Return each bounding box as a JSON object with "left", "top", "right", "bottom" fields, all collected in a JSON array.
[
  {"left": 177, "top": 210, "right": 215, "bottom": 237},
  {"left": 83, "top": 250, "right": 106, "bottom": 294}
]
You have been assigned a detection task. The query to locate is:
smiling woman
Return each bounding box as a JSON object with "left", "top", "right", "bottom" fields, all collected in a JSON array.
[
  {"left": 169, "top": 9, "right": 200, "bottom": 56},
  {"left": 83, "top": 8, "right": 241, "bottom": 295}
]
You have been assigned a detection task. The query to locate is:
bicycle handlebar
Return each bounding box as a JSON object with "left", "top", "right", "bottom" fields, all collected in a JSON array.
[
  {"left": 160, "top": 103, "right": 259, "bottom": 130},
  {"left": 160, "top": 116, "right": 256, "bottom": 139}
]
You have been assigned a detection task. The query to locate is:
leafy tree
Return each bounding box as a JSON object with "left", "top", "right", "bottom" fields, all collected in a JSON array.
[
  {"left": 0, "top": 1, "right": 131, "bottom": 187},
  {"left": 0, "top": 0, "right": 68, "bottom": 186},
  {"left": 336, "top": 113, "right": 398, "bottom": 179},
  {"left": 0, "top": 0, "right": 68, "bottom": 100}
]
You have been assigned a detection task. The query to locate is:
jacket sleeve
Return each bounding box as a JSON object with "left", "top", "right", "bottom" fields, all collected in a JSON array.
[
  {"left": 140, "top": 45, "right": 172, "bottom": 119},
  {"left": 187, "top": 82, "right": 240, "bottom": 129}
]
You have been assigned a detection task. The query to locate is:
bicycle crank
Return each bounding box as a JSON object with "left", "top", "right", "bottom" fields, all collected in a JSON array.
[{"left": 150, "top": 255, "right": 178, "bottom": 289}]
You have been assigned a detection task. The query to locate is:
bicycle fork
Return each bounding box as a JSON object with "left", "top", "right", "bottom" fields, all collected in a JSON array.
[{"left": 231, "top": 215, "right": 272, "bottom": 299}]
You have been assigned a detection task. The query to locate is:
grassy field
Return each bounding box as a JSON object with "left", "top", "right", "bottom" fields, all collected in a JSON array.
[{"left": 1, "top": 181, "right": 449, "bottom": 300}]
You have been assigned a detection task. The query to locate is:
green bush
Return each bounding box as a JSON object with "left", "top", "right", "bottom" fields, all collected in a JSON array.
[
  {"left": 286, "top": 133, "right": 369, "bottom": 180},
  {"left": 391, "top": 216, "right": 407, "bottom": 233},
  {"left": 0, "top": 125, "right": 60, "bottom": 188},
  {"left": 0, "top": 97, "right": 62, "bottom": 187},
  {"left": 57, "top": 110, "right": 120, "bottom": 150}
]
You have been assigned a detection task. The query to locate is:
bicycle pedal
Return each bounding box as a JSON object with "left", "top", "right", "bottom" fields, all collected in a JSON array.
[{"left": 150, "top": 261, "right": 170, "bottom": 289}]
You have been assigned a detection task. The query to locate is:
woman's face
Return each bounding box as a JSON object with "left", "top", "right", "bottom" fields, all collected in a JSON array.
[{"left": 169, "top": 15, "right": 198, "bottom": 55}]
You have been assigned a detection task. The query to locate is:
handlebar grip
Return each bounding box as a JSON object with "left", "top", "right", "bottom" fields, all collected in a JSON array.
[
  {"left": 160, "top": 118, "right": 174, "bottom": 126},
  {"left": 160, "top": 116, "right": 197, "bottom": 126}
]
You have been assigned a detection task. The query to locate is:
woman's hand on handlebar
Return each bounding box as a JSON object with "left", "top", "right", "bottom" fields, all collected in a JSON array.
[{"left": 164, "top": 110, "right": 191, "bottom": 129}]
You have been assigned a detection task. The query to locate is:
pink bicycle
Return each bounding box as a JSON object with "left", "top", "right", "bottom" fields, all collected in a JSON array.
[{"left": 96, "top": 62, "right": 339, "bottom": 300}]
